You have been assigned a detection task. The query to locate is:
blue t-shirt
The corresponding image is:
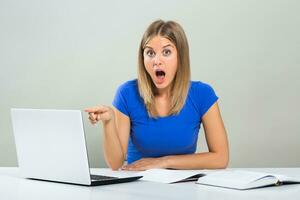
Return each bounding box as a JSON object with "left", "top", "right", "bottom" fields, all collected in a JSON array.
[{"left": 112, "top": 79, "right": 218, "bottom": 164}]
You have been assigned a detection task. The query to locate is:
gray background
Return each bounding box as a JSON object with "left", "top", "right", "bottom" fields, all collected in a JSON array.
[{"left": 1, "top": 0, "right": 299, "bottom": 168}]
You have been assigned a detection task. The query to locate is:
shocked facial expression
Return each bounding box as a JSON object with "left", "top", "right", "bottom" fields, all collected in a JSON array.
[{"left": 143, "top": 36, "right": 178, "bottom": 91}]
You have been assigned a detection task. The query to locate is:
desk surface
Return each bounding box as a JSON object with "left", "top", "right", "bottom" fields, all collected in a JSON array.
[{"left": 1, "top": 168, "right": 300, "bottom": 200}]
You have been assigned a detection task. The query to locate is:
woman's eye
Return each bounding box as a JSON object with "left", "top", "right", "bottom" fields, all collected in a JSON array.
[
  {"left": 163, "top": 49, "right": 171, "bottom": 56},
  {"left": 146, "top": 50, "right": 155, "bottom": 57}
]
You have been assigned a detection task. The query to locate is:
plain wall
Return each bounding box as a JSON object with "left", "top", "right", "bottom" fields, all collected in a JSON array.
[{"left": 1, "top": 0, "right": 299, "bottom": 167}]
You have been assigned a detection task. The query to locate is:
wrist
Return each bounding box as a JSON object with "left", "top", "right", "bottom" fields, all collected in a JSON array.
[
  {"left": 161, "top": 156, "right": 172, "bottom": 168},
  {"left": 102, "top": 117, "right": 115, "bottom": 126},
  {"left": 101, "top": 110, "right": 115, "bottom": 126}
]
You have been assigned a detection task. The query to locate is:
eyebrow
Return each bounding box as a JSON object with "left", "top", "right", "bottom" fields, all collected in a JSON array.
[{"left": 144, "top": 44, "right": 175, "bottom": 49}]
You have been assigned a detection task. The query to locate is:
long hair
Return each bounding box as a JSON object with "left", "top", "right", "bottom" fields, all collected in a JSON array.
[{"left": 137, "top": 20, "right": 191, "bottom": 117}]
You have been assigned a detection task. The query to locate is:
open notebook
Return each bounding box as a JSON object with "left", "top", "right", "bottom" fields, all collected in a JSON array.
[
  {"left": 138, "top": 169, "right": 207, "bottom": 183},
  {"left": 196, "top": 170, "right": 300, "bottom": 190},
  {"left": 93, "top": 168, "right": 209, "bottom": 184}
]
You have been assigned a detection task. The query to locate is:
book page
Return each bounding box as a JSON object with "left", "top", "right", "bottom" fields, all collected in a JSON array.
[
  {"left": 196, "top": 170, "right": 276, "bottom": 189},
  {"left": 92, "top": 168, "right": 210, "bottom": 183},
  {"left": 139, "top": 169, "right": 208, "bottom": 184},
  {"left": 276, "top": 174, "right": 300, "bottom": 183}
]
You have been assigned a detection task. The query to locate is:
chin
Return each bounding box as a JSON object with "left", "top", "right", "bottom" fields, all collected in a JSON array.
[{"left": 154, "top": 82, "right": 171, "bottom": 90}]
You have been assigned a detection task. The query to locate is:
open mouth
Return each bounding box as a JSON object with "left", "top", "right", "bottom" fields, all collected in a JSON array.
[{"left": 155, "top": 69, "right": 166, "bottom": 78}]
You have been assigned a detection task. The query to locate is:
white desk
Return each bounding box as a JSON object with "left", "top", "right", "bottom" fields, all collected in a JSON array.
[{"left": 1, "top": 168, "right": 300, "bottom": 200}]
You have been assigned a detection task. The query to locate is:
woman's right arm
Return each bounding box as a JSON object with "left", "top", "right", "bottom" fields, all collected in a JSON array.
[{"left": 85, "top": 106, "right": 130, "bottom": 170}]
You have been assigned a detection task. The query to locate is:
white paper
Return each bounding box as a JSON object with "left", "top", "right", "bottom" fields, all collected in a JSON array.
[
  {"left": 91, "top": 168, "right": 211, "bottom": 184},
  {"left": 139, "top": 169, "right": 208, "bottom": 184}
]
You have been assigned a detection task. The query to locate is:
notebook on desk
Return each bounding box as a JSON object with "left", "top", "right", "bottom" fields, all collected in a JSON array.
[
  {"left": 196, "top": 169, "right": 300, "bottom": 190},
  {"left": 11, "top": 108, "right": 142, "bottom": 186}
]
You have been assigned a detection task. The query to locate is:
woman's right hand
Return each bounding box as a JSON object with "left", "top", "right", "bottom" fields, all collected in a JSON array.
[{"left": 84, "top": 105, "right": 115, "bottom": 125}]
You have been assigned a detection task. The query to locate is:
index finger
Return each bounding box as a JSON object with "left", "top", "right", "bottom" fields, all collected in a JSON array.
[
  {"left": 84, "top": 105, "right": 109, "bottom": 113},
  {"left": 84, "top": 107, "right": 99, "bottom": 113}
]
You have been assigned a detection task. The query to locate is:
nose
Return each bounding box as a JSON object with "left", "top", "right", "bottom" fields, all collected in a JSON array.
[{"left": 153, "top": 54, "right": 162, "bottom": 66}]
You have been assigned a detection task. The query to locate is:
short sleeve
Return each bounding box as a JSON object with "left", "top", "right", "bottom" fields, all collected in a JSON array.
[
  {"left": 112, "top": 83, "right": 130, "bottom": 117},
  {"left": 196, "top": 82, "right": 219, "bottom": 118}
]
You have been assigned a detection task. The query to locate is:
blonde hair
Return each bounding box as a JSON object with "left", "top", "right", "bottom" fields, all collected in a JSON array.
[{"left": 137, "top": 20, "right": 191, "bottom": 117}]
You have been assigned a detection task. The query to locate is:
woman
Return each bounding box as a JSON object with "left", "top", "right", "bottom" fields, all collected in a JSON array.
[{"left": 85, "top": 20, "right": 229, "bottom": 171}]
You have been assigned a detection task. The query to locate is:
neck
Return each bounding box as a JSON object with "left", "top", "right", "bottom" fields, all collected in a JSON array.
[{"left": 156, "top": 87, "right": 171, "bottom": 98}]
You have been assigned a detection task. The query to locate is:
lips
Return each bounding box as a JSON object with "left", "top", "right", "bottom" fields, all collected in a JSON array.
[{"left": 154, "top": 69, "right": 166, "bottom": 85}]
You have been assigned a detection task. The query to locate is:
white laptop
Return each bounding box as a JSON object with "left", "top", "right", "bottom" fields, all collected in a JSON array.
[{"left": 11, "top": 108, "right": 142, "bottom": 186}]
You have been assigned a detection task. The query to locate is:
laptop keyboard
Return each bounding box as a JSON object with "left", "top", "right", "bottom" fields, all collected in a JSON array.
[{"left": 90, "top": 174, "right": 117, "bottom": 181}]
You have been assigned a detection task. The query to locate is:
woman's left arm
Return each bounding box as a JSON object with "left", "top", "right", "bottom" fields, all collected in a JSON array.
[{"left": 122, "top": 102, "right": 229, "bottom": 171}]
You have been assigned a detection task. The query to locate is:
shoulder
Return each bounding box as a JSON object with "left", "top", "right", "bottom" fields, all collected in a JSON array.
[
  {"left": 113, "top": 79, "right": 141, "bottom": 116},
  {"left": 115, "top": 79, "right": 141, "bottom": 102},
  {"left": 117, "top": 79, "right": 138, "bottom": 91},
  {"left": 188, "top": 81, "right": 219, "bottom": 117},
  {"left": 190, "top": 81, "right": 216, "bottom": 95},
  {"left": 115, "top": 79, "right": 139, "bottom": 96}
]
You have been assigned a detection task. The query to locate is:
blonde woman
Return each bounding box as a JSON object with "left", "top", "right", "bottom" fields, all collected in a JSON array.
[{"left": 85, "top": 20, "right": 229, "bottom": 171}]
